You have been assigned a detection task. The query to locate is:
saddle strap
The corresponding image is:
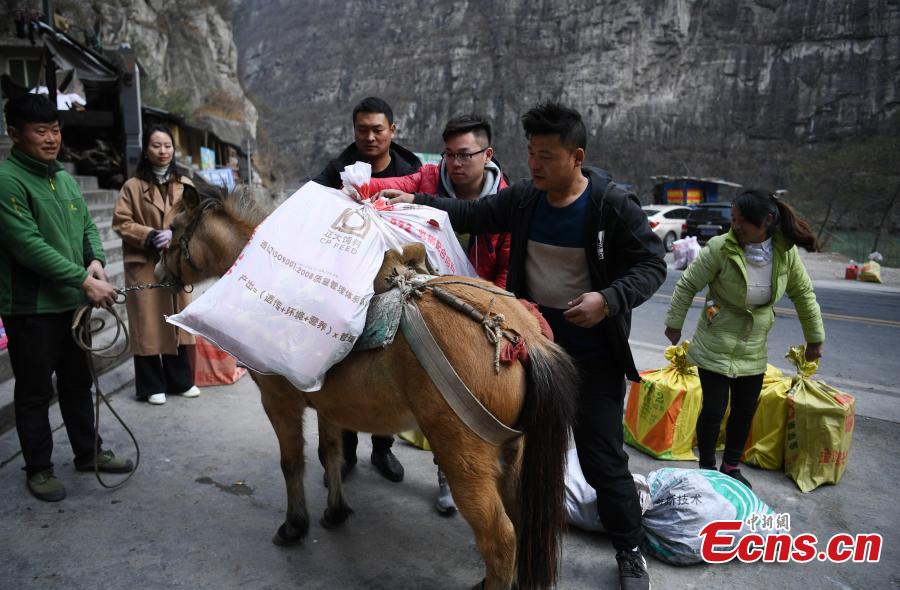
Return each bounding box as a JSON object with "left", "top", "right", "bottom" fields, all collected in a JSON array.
[{"left": 400, "top": 300, "right": 523, "bottom": 447}]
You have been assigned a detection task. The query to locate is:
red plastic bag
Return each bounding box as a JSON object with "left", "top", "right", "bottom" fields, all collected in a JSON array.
[{"left": 191, "top": 336, "right": 246, "bottom": 387}]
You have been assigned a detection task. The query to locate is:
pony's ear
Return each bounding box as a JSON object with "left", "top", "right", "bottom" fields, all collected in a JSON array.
[
  {"left": 181, "top": 184, "right": 201, "bottom": 211},
  {"left": 403, "top": 242, "right": 433, "bottom": 275}
]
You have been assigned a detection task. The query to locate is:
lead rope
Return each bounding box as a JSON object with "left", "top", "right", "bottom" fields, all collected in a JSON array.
[{"left": 70, "top": 281, "right": 181, "bottom": 490}]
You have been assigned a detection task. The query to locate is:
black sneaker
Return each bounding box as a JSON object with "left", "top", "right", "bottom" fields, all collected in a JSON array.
[
  {"left": 370, "top": 450, "right": 404, "bottom": 482},
  {"left": 616, "top": 546, "right": 650, "bottom": 590},
  {"left": 720, "top": 465, "right": 752, "bottom": 489}
]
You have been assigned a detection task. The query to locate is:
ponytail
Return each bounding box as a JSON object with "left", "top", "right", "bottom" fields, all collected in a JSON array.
[
  {"left": 734, "top": 189, "right": 819, "bottom": 252},
  {"left": 773, "top": 198, "right": 818, "bottom": 252}
]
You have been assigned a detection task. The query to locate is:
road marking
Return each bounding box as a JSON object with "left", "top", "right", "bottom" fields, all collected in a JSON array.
[
  {"left": 652, "top": 293, "right": 900, "bottom": 328},
  {"left": 819, "top": 376, "right": 900, "bottom": 399}
]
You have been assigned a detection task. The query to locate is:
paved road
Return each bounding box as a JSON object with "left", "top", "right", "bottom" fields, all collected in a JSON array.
[
  {"left": 1, "top": 273, "right": 898, "bottom": 589},
  {"left": 0, "top": 372, "right": 897, "bottom": 589},
  {"left": 630, "top": 272, "right": 900, "bottom": 423}
]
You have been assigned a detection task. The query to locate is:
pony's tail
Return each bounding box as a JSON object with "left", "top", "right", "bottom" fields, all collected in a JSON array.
[{"left": 516, "top": 340, "right": 579, "bottom": 589}]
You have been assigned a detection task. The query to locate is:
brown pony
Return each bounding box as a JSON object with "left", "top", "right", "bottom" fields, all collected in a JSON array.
[{"left": 156, "top": 183, "right": 579, "bottom": 589}]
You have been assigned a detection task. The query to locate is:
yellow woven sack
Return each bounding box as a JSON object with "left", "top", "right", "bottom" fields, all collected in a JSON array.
[
  {"left": 624, "top": 342, "right": 702, "bottom": 460},
  {"left": 783, "top": 346, "right": 856, "bottom": 492},
  {"left": 741, "top": 364, "right": 792, "bottom": 469},
  {"left": 398, "top": 430, "right": 431, "bottom": 451},
  {"left": 859, "top": 260, "right": 883, "bottom": 283}
]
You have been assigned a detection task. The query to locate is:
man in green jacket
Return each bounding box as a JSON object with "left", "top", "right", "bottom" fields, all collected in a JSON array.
[{"left": 0, "top": 94, "right": 133, "bottom": 502}]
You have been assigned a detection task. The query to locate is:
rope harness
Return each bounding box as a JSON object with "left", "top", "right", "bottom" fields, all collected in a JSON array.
[
  {"left": 427, "top": 283, "right": 521, "bottom": 374},
  {"left": 393, "top": 273, "right": 525, "bottom": 446}
]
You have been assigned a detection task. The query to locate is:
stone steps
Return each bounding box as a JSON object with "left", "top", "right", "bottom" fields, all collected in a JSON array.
[
  {"left": 83, "top": 188, "right": 118, "bottom": 207},
  {"left": 102, "top": 239, "right": 123, "bottom": 266},
  {"left": 95, "top": 219, "right": 117, "bottom": 243},
  {"left": 105, "top": 260, "right": 125, "bottom": 287},
  {"left": 74, "top": 175, "right": 99, "bottom": 191},
  {"left": 87, "top": 201, "right": 115, "bottom": 219}
]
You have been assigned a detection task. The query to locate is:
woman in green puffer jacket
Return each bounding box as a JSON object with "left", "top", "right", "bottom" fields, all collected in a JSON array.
[{"left": 664, "top": 190, "right": 824, "bottom": 489}]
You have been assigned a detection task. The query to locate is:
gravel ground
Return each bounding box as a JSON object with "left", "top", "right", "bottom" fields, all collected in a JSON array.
[
  {"left": 797, "top": 249, "right": 900, "bottom": 286},
  {"left": 667, "top": 248, "right": 899, "bottom": 287}
]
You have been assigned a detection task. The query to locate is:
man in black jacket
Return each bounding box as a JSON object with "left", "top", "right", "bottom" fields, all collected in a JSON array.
[
  {"left": 311, "top": 96, "right": 422, "bottom": 189},
  {"left": 383, "top": 102, "right": 664, "bottom": 590},
  {"left": 313, "top": 96, "right": 422, "bottom": 484}
]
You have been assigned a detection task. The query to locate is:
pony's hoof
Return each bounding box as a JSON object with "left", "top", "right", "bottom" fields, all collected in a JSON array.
[
  {"left": 319, "top": 506, "right": 354, "bottom": 529},
  {"left": 272, "top": 522, "right": 306, "bottom": 546}
]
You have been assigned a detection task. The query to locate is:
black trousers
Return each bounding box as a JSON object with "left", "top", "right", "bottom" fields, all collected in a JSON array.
[
  {"left": 572, "top": 361, "right": 644, "bottom": 551},
  {"left": 317, "top": 430, "right": 394, "bottom": 468},
  {"left": 342, "top": 430, "right": 394, "bottom": 459},
  {"left": 133, "top": 346, "right": 194, "bottom": 399},
  {"left": 696, "top": 368, "right": 764, "bottom": 467},
  {"left": 3, "top": 312, "right": 101, "bottom": 475}
]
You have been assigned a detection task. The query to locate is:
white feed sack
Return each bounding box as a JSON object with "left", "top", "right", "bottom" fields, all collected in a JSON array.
[{"left": 168, "top": 174, "right": 475, "bottom": 392}]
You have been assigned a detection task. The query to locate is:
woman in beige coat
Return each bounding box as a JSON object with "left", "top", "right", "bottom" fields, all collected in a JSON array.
[{"left": 113, "top": 125, "right": 198, "bottom": 405}]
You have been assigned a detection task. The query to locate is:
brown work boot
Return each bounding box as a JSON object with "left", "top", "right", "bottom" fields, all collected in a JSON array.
[
  {"left": 27, "top": 468, "right": 66, "bottom": 502},
  {"left": 75, "top": 449, "right": 134, "bottom": 474}
]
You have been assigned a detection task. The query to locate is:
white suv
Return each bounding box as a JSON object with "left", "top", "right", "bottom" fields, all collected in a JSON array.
[{"left": 642, "top": 205, "right": 693, "bottom": 252}]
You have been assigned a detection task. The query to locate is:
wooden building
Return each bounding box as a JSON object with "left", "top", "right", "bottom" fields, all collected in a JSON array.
[{"left": 650, "top": 175, "right": 742, "bottom": 205}]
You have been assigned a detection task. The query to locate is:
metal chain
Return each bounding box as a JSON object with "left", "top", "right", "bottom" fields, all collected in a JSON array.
[{"left": 117, "top": 281, "right": 179, "bottom": 294}]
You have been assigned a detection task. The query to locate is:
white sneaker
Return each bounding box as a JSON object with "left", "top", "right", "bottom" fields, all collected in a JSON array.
[
  {"left": 435, "top": 468, "right": 457, "bottom": 516},
  {"left": 147, "top": 393, "right": 167, "bottom": 405},
  {"left": 177, "top": 385, "right": 200, "bottom": 398}
]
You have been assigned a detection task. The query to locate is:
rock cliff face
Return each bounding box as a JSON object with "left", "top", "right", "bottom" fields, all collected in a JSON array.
[
  {"left": 233, "top": 0, "right": 899, "bottom": 224},
  {"left": 88, "top": 0, "right": 257, "bottom": 147}
]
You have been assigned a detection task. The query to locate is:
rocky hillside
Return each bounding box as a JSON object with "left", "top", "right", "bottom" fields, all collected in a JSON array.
[
  {"left": 233, "top": 0, "right": 899, "bottom": 228},
  {"left": 49, "top": 0, "right": 257, "bottom": 148}
]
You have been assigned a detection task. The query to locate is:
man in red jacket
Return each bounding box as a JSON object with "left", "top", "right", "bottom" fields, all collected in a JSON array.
[
  {"left": 368, "top": 115, "right": 511, "bottom": 289},
  {"left": 368, "top": 115, "right": 511, "bottom": 516}
]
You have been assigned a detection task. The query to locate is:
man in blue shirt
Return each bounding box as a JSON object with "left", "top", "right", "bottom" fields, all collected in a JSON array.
[{"left": 384, "top": 102, "right": 665, "bottom": 590}]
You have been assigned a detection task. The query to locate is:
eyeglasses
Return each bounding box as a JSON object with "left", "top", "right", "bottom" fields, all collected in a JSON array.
[{"left": 441, "top": 147, "right": 488, "bottom": 162}]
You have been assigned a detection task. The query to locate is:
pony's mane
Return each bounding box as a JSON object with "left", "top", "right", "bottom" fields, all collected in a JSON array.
[
  {"left": 191, "top": 180, "right": 270, "bottom": 234},
  {"left": 222, "top": 188, "right": 270, "bottom": 230}
]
